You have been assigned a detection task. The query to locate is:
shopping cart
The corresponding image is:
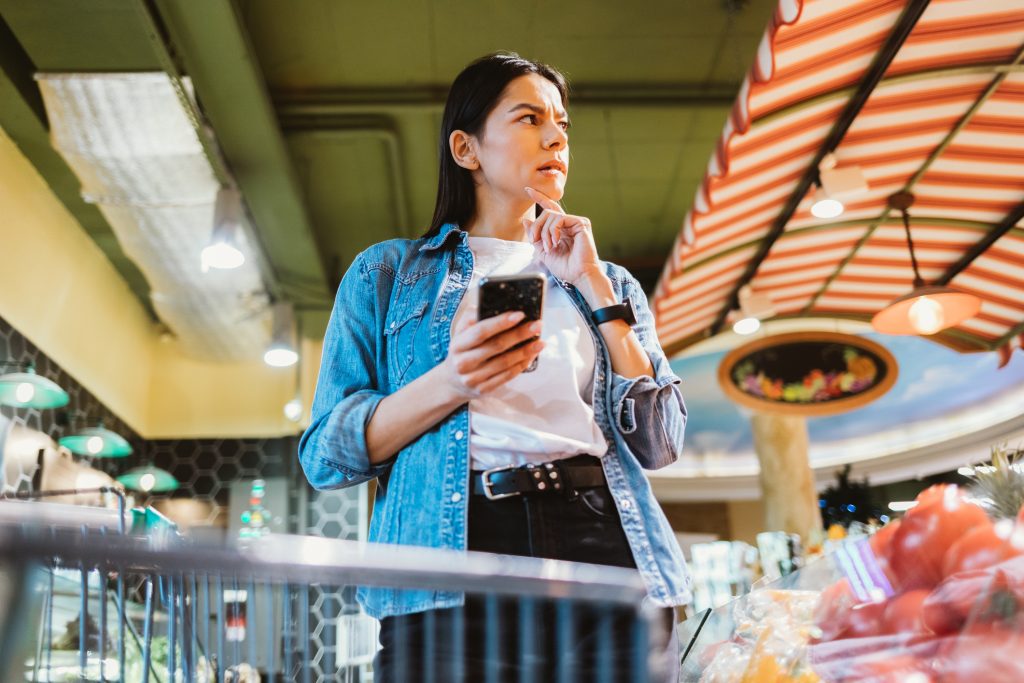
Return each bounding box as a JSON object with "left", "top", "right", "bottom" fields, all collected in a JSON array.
[{"left": 0, "top": 499, "right": 667, "bottom": 682}]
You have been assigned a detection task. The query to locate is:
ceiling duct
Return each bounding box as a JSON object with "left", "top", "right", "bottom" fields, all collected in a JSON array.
[{"left": 36, "top": 72, "right": 270, "bottom": 360}]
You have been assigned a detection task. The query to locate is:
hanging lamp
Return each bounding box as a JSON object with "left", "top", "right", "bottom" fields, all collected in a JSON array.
[
  {"left": 117, "top": 465, "right": 179, "bottom": 493},
  {"left": 871, "top": 192, "right": 981, "bottom": 335},
  {"left": 59, "top": 422, "right": 133, "bottom": 458},
  {"left": 0, "top": 362, "right": 70, "bottom": 409}
]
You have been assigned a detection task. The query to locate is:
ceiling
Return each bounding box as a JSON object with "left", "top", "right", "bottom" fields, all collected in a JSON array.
[
  {"left": 653, "top": 0, "right": 1024, "bottom": 356},
  {"left": 0, "top": 0, "right": 780, "bottom": 338}
]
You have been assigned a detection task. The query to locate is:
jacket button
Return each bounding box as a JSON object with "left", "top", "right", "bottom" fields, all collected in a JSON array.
[
  {"left": 454, "top": 430, "right": 464, "bottom": 441},
  {"left": 451, "top": 492, "right": 462, "bottom": 503}
]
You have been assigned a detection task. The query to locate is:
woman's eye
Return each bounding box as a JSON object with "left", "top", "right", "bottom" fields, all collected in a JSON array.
[
  {"left": 520, "top": 114, "right": 537, "bottom": 124},
  {"left": 559, "top": 121, "right": 571, "bottom": 131}
]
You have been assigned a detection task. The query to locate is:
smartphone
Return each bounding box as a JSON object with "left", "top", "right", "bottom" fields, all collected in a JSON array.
[{"left": 478, "top": 273, "right": 545, "bottom": 372}]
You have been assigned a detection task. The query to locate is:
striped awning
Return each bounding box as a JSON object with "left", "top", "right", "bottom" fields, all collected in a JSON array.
[{"left": 653, "top": 0, "right": 1024, "bottom": 358}]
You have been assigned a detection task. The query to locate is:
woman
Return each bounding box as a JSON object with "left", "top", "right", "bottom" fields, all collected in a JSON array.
[{"left": 299, "top": 52, "right": 691, "bottom": 682}]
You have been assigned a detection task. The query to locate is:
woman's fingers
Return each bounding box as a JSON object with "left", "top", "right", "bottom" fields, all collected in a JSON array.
[
  {"left": 454, "top": 321, "right": 542, "bottom": 373},
  {"left": 474, "top": 355, "right": 538, "bottom": 394},
  {"left": 463, "top": 338, "right": 544, "bottom": 390},
  {"left": 524, "top": 186, "right": 563, "bottom": 214},
  {"left": 450, "top": 311, "right": 524, "bottom": 352}
]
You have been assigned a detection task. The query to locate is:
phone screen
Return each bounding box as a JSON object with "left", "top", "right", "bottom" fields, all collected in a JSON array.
[{"left": 478, "top": 274, "right": 545, "bottom": 372}]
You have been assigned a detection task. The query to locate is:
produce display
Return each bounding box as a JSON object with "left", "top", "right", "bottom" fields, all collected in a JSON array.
[
  {"left": 810, "top": 484, "right": 1024, "bottom": 682},
  {"left": 692, "top": 452, "right": 1024, "bottom": 683}
]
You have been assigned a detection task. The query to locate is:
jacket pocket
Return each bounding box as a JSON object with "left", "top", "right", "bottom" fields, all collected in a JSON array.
[{"left": 384, "top": 301, "right": 428, "bottom": 383}]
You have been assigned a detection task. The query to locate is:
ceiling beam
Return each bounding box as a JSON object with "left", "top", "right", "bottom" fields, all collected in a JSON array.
[
  {"left": 706, "top": 0, "right": 932, "bottom": 336},
  {"left": 935, "top": 200, "right": 1024, "bottom": 286},
  {"left": 273, "top": 83, "right": 739, "bottom": 116},
  {"left": 149, "top": 0, "right": 332, "bottom": 316},
  {"left": 802, "top": 40, "right": 1024, "bottom": 313}
]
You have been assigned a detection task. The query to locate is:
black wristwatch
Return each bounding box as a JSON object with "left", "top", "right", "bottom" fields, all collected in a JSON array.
[{"left": 592, "top": 298, "right": 637, "bottom": 326}]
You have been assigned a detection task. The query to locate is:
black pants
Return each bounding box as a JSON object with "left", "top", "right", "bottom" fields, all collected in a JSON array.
[{"left": 374, "top": 466, "right": 678, "bottom": 682}]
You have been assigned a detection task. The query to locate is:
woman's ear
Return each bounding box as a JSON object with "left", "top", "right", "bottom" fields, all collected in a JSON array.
[{"left": 449, "top": 130, "right": 479, "bottom": 170}]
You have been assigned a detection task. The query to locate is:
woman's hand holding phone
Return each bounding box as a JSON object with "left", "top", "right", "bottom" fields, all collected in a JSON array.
[{"left": 442, "top": 312, "right": 544, "bottom": 399}]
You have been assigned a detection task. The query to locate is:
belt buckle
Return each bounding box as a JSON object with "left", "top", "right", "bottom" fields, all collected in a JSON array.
[{"left": 481, "top": 465, "right": 518, "bottom": 500}]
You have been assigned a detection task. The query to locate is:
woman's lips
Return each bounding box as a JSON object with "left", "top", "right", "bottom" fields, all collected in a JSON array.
[{"left": 537, "top": 167, "right": 564, "bottom": 177}]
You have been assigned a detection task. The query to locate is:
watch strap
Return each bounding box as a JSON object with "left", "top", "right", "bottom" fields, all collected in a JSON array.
[{"left": 592, "top": 299, "right": 637, "bottom": 326}]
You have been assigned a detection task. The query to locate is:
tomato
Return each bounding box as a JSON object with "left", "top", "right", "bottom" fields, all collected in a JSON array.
[
  {"left": 842, "top": 600, "right": 888, "bottom": 639},
  {"left": 814, "top": 578, "right": 857, "bottom": 641},
  {"left": 882, "top": 589, "right": 932, "bottom": 635},
  {"left": 923, "top": 555, "right": 1024, "bottom": 635},
  {"left": 915, "top": 484, "right": 954, "bottom": 507},
  {"left": 890, "top": 487, "right": 989, "bottom": 590},
  {"left": 942, "top": 519, "right": 1022, "bottom": 579},
  {"left": 869, "top": 519, "right": 901, "bottom": 557},
  {"left": 935, "top": 623, "right": 1024, "bottom": 683}
]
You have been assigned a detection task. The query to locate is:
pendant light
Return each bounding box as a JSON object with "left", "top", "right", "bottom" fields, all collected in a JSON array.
[
  {"left": 871, "top": 192, "right": 981, "bottom": 335},
  {"left": 0, "top": 362, "right": 70, "bottom": 409},
  {"left": 59, "top": 421, "right": 134, "bottom": 458},
  {"left": 264, "top": 302, "right": 299, "bottom": 368},
  {"left": 117, "top": 465, "right": 179, "bottom": 493},
  {"left": 201, "top": 187, "right": 247, "bottom": 272}
]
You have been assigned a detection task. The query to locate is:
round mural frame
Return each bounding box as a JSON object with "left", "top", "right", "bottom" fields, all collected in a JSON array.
[{"left": 717, "top": 331, "right": 899, "bottom": 417}]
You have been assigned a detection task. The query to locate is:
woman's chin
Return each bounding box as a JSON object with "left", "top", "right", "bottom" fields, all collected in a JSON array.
[{"left": 531, "top": 176, "right": 566, "bottom": 199}]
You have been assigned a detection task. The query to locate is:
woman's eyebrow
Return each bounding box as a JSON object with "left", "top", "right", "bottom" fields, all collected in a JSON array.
[{"left": 507, "top": 102, "right": 569, "bottom": 119}]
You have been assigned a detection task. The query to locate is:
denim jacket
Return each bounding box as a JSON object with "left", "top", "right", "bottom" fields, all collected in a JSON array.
[{"left": 299, "top": 223, "right": 693, "bottom": 619}]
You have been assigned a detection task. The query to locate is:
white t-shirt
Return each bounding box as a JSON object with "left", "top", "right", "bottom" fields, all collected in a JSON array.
[{"left": 452, "top": 236, "right": 609, "bottom": 470}]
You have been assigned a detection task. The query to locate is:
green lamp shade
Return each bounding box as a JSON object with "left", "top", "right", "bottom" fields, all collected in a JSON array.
[
  {"left": 0, "top": 371, "right": 70, "bottom": 409},
  {"left": 60, "top": 426, "right": 133, "bottom": 457},
  {"left": 117, "top": 466, "right": 179, "bottom": 493}
]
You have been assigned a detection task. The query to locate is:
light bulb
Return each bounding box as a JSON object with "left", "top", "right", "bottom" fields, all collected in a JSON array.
[
  {"left": 283, "top": 398, "right": 303, "bottom": 422},
  {"left": 86, "top": 435, "right": 104, "bottom": 455},
  {"left": 732, "top": 317, "right": 761, "bottom": 335},
  {"left": 201, "top": 242, "right": 245, "bottom": 271},
  {"left": 264, "top": 346, "right": 299, "bottom": 368},
  {"left": 811, "top": 196, "right": 844, "bottom": 219},
  {"left": 908, "top": 295, "right": 945, "bottom": 334},
  {"left": 139, "top": 473, "right": 156, "bottom": 492},
  {"left": 14, "top": 382, "right": 35, "bottom": 404}
]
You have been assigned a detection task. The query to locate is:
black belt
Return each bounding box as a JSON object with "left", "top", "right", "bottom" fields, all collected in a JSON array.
[{"left": 470, "top": 458, "right": 606, "bottom": 500}]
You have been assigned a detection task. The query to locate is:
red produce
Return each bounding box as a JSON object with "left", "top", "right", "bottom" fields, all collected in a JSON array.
[
  {"left": 842, "top": 600, "right": 888, "bottom": 639},
  {"left": 814, "top": 578, "right": 857, "bottom": 641},
  {"left": 890, "top": 486, "right": 988, "bottom": 589},
  {"left": 922, "top": 555, "right": 1024, "bottom": 635},
  {"left": 882, "top": 589, "right": 932, "bottom": 635},
  {"left": 941, "top": 519, "right": 1022, "bottom": 579},
  {"left": 935, "top": 622, "right": 1024, "bottom": 683},
  {"left": 855, "top": 654, "right": 935, "bottom": 683}
]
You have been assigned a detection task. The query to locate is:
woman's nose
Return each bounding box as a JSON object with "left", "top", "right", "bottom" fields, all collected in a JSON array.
[{"left": 544, "top": 124, "right": 567, "bottom": 149}]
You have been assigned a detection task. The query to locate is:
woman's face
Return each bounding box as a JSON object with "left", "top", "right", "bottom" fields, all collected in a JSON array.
[{"left": 471, "top": 74, "right": 570, "bottom": 204}]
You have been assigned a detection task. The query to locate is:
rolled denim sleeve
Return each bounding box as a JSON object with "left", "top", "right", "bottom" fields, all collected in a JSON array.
[
  {"left": 298, "top": 252, "right": 391, "bottom": 490},
  {"left": 607, "top": 274, "right": 687, "bottom": 470}
]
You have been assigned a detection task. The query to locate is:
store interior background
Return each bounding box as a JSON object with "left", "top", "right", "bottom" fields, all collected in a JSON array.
[{"left": 2, "top": 0, "right": 1024, "bottom": 584}]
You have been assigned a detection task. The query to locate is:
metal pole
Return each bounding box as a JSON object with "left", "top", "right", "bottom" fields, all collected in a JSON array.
[{"left": 141, "top": 578, "right": 155, "bottom": 683}]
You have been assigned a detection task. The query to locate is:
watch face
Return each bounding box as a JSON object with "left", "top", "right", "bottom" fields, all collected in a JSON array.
[{"left": 623, "top": 298, "right": 638, "bottom": 325}]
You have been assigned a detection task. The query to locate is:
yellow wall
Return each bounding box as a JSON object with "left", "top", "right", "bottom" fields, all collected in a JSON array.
[{"left": 0, "top": 127, "right": 304, "bottom": 439}]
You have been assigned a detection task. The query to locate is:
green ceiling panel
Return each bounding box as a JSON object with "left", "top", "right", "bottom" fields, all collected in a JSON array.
[
  {"left": 0, "top": 10, "right": 153, "bottom": 312},
  {"left": 0, "top": 0, "right": 159, "bottom": 71}
]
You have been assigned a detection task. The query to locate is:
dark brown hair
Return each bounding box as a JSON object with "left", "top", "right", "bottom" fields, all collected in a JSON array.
[{"left": 425, "top": 52, "right": 568, "bottom": 238}]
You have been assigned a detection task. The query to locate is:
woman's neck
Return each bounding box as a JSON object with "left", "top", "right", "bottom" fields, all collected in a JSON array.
[{"left": 464, "top": 192, "right": 534, "bottom": 242}]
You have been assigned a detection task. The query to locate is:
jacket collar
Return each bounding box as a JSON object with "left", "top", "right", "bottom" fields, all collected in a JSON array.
[{"left": 419, "top": 222, "right": 466, "bottom": 252}]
